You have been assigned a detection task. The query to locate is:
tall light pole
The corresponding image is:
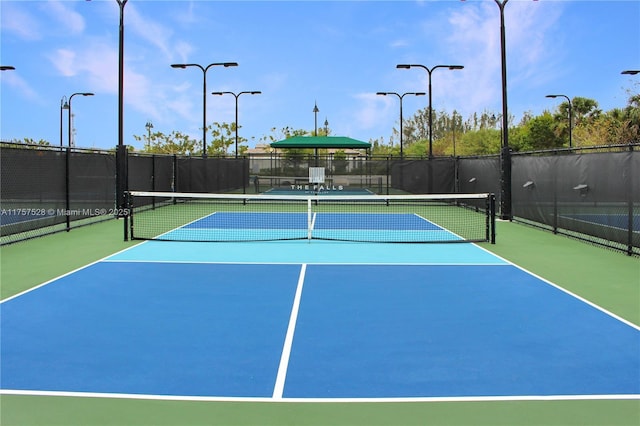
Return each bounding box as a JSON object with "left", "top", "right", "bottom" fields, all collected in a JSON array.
[
  {"left": 313, "top": 102, "right": 319, "bottom": 136},
  {"left": 171, "top": 62, "right": 238, "bottom": 157},
  {"left": 452, "top": 110, "right": 458, "bottom": 157},
  {"left": 60, "top": 96, "right": 69, "bottom": 148},
  {"left": 68, "top": 92, "right": 94, "bottom": 147},
  {"left": 145, "top": 121, "right": 154, "bottom": 149},
  {"left": 494, "top": 0, "right": 512, "bottom": 220},
  {"left": 396, "top": 64, "right": 463, "bottom": 159},
  {"left": 376, "top": 91, "right": 426, "bottom": 158},
  {"left": 461, "top": 0, "right": 519, "bottom": 218},
  {"left": 110, "top": 0, "right": 127, "bottom": 148},
  {"left": 546, "top": 94, "right": 573, "bottom": 148},
  {"left": 88, "top": 0, "right": 130, "bottom": 224},
  {"left": 87, "top": 0, "right": 130, "bottom": 232},
  {"left": 211, "top": 90, "right": 261, "bottom": 158}
]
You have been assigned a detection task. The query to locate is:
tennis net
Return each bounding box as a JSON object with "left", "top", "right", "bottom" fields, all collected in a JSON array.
[{"left": 127, "top": 191, "right": 495, "bottom": 243}]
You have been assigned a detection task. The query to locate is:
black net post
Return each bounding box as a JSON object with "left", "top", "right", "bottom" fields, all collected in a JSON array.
[{"left": 490, "top": 193, "right": 496, "bottom": 244}]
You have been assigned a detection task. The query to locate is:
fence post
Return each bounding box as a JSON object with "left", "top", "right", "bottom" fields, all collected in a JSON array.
[
  {"left": 500, "top": 146, "right": 512, "bottom": 220},
  {"left": 116, "top": 144, "right": 129, "bottom": 241},
  {"left": 65, "top": 147, "right": 71, "bottom": 232}
]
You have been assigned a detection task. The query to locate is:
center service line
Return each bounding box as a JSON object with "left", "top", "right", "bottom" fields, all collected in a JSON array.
[{"left": 273, "top": 263, "right": 307, "bottom": 399}]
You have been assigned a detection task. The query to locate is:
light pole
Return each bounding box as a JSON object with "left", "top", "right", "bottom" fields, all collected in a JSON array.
[
  {"left": 495, "top": 0, "right": 512, "bottom": 220},
  {"left": 396, "top": 64, "right": 463, "bottom": 159},
  {"left": 546, "top": 94, "right": 573, "bottom": 148},
  {"left": 145, "top": 121, "right": 154, "bottom": 149},
  {"left": 461, "top": 0, "right": 518, "bottom": 219},
  {"left": 60, "top": 96, "right": 69, "bottom": 147},
  {"left": 68, "top": 92, "right": 94, "bottom": 147},
  {"left": 376, "top": 91, "right": 426, "bottom": 158},
  {"left": 86, "top": 0, "right": 130, "bottom": 231},
  {"left": 211, "top": 90, "right": 261, "bottom": 158},
  {"left": 452, "top": 110, "right": 458, "bottom": 157},
  {"left": 171, "top": 62, "right": 238, "bottom": 157},
  {"left": 313, "top": 102, "right": 319, "bottom": 136}
]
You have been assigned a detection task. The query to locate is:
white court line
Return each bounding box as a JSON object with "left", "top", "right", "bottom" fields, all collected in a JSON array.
[
  {"left": 0, "top": 238, "right": 148, "bottom": 304},
  {"left": 471, "top": 241, "right": 640, "bottom": 331},
  {"left": 1, "top": 389, "right": 638, "bottom": 403},
  {"left": 101, "top": 258, "right": 506, "bottom": 266},
  {"left": 272, "top": 263, "right": 307, "bottom": 399}
]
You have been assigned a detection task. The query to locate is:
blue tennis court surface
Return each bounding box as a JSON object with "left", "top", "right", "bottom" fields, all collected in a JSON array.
[
  {"left": 1, "top": 240, "right": 639, "bottom": 401},
  {"left": 561, "top": 213, "right": 640, "bottom": 232},
  {"left": 163, "top": 211, "right": 460, "bottom": 243}
]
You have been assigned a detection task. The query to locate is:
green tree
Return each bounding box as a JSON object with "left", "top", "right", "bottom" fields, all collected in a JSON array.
[
  {"left": 134, "top": 130, "right": 200, "bottom": 155},
  {"left": 521, "top": 111, "right": 561, "bottom": 150},
  {"left": 457, "top": 128, "right": 501, "bottom": 155},
  {"left": 8, "top": 138, "right": 51, "bottom": 146},
  {"left": 208, "top": 122, "right": 236, "bottom": 156}
]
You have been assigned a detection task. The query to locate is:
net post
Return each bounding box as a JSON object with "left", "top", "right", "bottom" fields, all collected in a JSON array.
[
  {"left": 490, "top": 193, "right": 496, "bottom": 244},
  {"left": 307, "top": 197, "right": 312, "bottom": 241},
  {"left": 123, "top": 191, "right": 130, "bottom": 241}
]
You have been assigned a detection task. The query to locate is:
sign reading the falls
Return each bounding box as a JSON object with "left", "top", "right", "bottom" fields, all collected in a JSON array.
[{"left": 290, "top": 183, "right": 345, "bottom": 192}]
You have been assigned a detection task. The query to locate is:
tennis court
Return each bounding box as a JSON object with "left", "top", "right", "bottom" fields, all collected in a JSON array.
[{"left": 2, "top": 194, "right": 638, "bottom": 403}]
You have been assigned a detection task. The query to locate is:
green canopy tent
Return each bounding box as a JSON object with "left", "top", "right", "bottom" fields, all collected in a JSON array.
[
  {"left": 270, "top": 135, "right": 371, "bottom": 167},
  {"left": 269, "top": 135, "right": 371, "bottom": 150},
  {"left": 265, "top": 136, "right": 373, "bottom": 190}
]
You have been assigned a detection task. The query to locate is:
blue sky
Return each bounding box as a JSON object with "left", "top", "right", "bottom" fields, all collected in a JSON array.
[{"left": 1, "top": 0, "right": 639, "bottom": 152}]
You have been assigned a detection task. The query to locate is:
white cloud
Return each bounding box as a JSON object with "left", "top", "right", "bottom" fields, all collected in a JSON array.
[
  {"left": 1, "top": 72, "right": 42, "bottom": 104},
  {"left": 50, "top": 49, "right": 78, "bottom": 77},
  {"left": 390, "top": 39, "right": 410, "bottom": 49},
  {"left": 422, "top": 0, "right": 565, "bottom": 119},
  {"left": 43, "top": 1, "right": 86, "bottom": 36},
  {"left": 174, "top": 1, "right": 198, "bottom": 26},
  {"left": 48, "top": 42, "right": 117, "bottom": 92},
  {"left": 353, "top": 92, "right": 394, "bottom": 131},
  {"left": 127, "top": 4, "right": 175, "bottom": 61},
  {"left": 173, "top": 41, "right": 195, "bottom": 64},
  {"left": 0, "top": 3, "right": 42, "bottom": 41}
]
